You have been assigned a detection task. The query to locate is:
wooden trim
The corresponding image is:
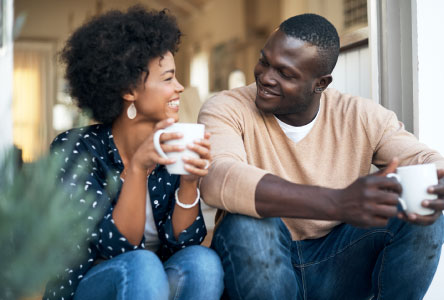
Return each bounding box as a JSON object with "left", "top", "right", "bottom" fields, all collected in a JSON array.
[{"left": 340, "top": 26, "right": 368, "bottom": 52}]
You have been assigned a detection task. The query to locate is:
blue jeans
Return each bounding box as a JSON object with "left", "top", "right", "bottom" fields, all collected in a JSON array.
[
  {"left": 212, "top": 214, "right": 444, "bottom": 300},
  {"left": 74, "top": 245, "right": 224, "bottom": 300}
]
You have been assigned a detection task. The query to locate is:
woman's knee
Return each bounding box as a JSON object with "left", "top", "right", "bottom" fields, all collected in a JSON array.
[
  {"left": 75, "top": 250, "right": 169, "bottom": 299},
  {"left": 119, "top": 250, "right": 169, "bottom": 295},
  {"left": 166, "top": 245, "right": 223, "bottom": 281},
  {"left": 165, "top": 246, "right": 224, "bottom": 299}
]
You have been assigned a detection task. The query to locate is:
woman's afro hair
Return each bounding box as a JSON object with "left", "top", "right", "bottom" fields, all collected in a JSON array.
[{"left": 60, "top": 6, "right": 182, "bottom": 124}]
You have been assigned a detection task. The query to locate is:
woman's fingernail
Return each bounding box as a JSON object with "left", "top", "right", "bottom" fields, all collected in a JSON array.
[
  {"left": 167, "top": 118, "right": 174, "bottom": 122},
  {"left": 182, "top": 156, "right": 190, "bottom": 160}
]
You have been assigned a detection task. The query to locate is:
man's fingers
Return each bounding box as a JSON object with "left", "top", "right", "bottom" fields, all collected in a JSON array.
[
  {"left": 371, "top": 204, "right": 399, "bottom": 219},
  {"left": 404, "top": 211, "right": 441, "bottom": 226},
  {"left": 422, "top": 199, "right": 444, "bottom": 211},
  {"left": 437, "top": 169, "right": 444, "bottom": 180},
  {"left": 375, "top": 157, "right": 399, "bottom": 177},
  {"left": 368, "top": 176, "right": 402, "bottom": 195}
]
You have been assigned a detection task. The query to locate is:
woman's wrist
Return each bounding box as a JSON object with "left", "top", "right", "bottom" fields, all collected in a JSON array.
[
  {"left": 179, "top": 177, "right": 198, "bottom": 189},
  {"left": 175, "top": 187, "right": 200, "bottom": 209},
  {"left": 177, "top": 178, "right": 199, "bottom": 204},
  {"left": 127, "top": 160, "right": 149, "bottom": 177}
]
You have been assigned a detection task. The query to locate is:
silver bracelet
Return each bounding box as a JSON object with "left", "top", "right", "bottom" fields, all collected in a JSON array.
[{"left": 175, "top": 188, "right": 200, "bottom": 209}]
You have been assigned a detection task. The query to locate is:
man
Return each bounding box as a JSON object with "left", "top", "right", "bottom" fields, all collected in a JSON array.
[{"left": 198, "top": 14, "right": 444, "bottom": 300}]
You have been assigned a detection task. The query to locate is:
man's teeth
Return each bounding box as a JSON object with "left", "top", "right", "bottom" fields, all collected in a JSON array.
[{"left": 168, "top": 100, "right": 179, "bottom": 107}]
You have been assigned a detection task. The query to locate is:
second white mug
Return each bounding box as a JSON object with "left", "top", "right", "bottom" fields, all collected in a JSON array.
[{"left": 386, "top": 163, "right": 437, "bottom": 215}]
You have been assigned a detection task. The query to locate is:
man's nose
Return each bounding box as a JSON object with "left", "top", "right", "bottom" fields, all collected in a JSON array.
[{"left": 260, "top": 68, "right": 277, "bottom": 86}]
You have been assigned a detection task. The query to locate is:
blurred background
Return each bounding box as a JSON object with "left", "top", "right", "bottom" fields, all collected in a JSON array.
[
  {"left": 2, "top": 1, "right": 444, "bottom": 299},
  {"left": 11, "top": 0, "right": 369, "bottom": 162}
]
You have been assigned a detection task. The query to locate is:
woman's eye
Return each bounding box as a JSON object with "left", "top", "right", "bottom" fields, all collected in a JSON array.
[{"left": 165, "top": 77, "right": 173, "bottom": 81}]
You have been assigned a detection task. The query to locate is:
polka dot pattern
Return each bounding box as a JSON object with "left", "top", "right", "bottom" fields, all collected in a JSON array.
[{"left": 43, "top": 124, "right": 207, "bottom": 300}]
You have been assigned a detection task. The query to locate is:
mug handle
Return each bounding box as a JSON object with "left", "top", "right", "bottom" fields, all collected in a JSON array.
[
  {"left": 386, "top": 173, "right": 408, "bottom": 211},
  {"left": 153, "top": 129, "right": 168, "bottom": 159}
]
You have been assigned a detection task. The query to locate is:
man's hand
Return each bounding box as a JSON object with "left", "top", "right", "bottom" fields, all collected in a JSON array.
[
  {"left": 332, "top": 159, "right": 402, "bottom": 228},
  {"left": 398, "top": 169, "right": 444, "bottom": 225}
]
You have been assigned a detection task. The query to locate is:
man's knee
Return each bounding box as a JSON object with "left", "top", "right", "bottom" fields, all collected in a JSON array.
[
  {"left": 213, "top": 214, "right": 281, "bottom": 245},
  {"left": 211, "top": 214, "right": 289, "bottom": 270}
]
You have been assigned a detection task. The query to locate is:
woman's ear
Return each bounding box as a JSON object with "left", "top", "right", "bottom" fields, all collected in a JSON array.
[{"left": 122, "top": 89, "right": 137, "bottom": 102}]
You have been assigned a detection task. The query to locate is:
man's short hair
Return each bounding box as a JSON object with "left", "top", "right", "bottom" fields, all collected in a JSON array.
[{"left": 279, "top": 14, "right": 340, "bottom": 76}]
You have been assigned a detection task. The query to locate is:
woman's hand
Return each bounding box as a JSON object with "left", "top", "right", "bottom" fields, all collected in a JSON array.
[
  {"left": 181, "top": 132, "right": 212, "bottom": 182},
  {"left": 129, "top": 118, "right": 184, "bottom": 173}
]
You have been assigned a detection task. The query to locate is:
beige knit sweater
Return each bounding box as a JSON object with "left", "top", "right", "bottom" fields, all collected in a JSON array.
[{"left": 198, "top": 83, "right": 444, "bottom": 240}]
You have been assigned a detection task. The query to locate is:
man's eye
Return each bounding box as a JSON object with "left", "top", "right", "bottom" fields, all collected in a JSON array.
[
  {"left": 279, "top": 71, "right": 291, "bottom": 79},
  {"left": 259, "top": 58, "right": 268, "bottom": 66},
  {"left": 165, "top": 77, "right": 173, "bottom": 81}
]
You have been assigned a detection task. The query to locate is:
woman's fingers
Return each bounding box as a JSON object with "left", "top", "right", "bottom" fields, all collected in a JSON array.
[
  {"left": 154, "top": 118, "right": 175, "bottom": 131},
  {"left": 161, "top": 144, "right": 185, "bottom": 153},
  {"left": 152, "top": 153, "right": 176, "bottom": 165},
  {"left": 183, "top": 156, "right": 209, "bottom": 169},
  {"left": 183, "top": 163, "right": 208, "bottom": 177},
  {"left": 159, "top": 132, "right": 183, "bottom": 142},
  {"left": 187, "top": 143, "right": 210, "bottom": 159}
]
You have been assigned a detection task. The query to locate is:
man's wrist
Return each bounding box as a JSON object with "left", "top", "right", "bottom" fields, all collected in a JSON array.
[{"left": 323, "top": 188, "right": 342, "bottom": 220}]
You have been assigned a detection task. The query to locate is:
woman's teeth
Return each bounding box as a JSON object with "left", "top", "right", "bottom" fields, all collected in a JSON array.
[{"left": 168, "top": 100, "right": 179, "bottom": 107}]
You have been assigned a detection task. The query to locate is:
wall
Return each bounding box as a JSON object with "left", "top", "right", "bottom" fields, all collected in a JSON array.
[
  {"left": 413, "top": 0, "right": 444, "bottom": 154},
  {"left": 0, "top": 0, "right": 13, "bottom": 154}
]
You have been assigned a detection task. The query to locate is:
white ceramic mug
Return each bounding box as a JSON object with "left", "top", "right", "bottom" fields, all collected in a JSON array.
[
  {"left": 386, "top": 163, "right": 437, "bottom": 215},
  {"left": 153, "top": 123, "right": 205, "bottom": 175}
]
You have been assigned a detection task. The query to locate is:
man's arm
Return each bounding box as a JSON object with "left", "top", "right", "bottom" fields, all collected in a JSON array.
[
  {"left": 199, "top": 91, "right": 401, "bottom": 228},
  {"left": 371, "top": 109, "right": 444, "bottom": 225},
  {"left": 256, "top": 160, "right": 402, "bottom": 228}
]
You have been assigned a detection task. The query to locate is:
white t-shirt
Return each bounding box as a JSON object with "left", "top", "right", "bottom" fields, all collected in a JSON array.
[
  {"left": 274, "top": 107, "right": 320, "bottom": 144},
  {"left": 120, "top": 177, "right": 160, "bottom": 252},
  {"left": 143, "top": 189, "right": 161, "bottom": 252}
]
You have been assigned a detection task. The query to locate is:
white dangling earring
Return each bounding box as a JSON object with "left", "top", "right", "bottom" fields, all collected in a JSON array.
[{"left": 127, "top": 103, "right": 137, "bottom": 119}]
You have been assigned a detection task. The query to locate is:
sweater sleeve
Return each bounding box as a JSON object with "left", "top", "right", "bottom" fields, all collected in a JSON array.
[
  {"left": 197, "top": 92, "right": 268, "bottom": 218},
  {"left": 369, "top": 108, "right": 444, "bottom": 169}
]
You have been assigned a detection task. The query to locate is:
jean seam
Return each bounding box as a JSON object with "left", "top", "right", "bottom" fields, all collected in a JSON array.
[
  {"left": 295, "top": 241, "right": 307, "bottom": 300},
  {"left": 376, "top": 234, "right": 393, "bottom": 300},
  {"left": 164, "top": 265, "right": 184, "bottom": 300},
  {"left": 295, "top": 229, "right": 394, "bottom": 268}
]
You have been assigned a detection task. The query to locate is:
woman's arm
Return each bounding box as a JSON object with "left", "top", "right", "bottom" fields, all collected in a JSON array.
[{"left": 172, "top": 133, "right": 212, "bottom": 239}]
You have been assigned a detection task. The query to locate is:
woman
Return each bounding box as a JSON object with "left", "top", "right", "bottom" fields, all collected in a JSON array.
[{"left": 44, "top": 6, "right": 224, "bottom": 300}]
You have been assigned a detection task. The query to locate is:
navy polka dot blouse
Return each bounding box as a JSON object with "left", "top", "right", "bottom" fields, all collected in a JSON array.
[{"left": 43, "top": 124, "right": 207, "bottom": 300}]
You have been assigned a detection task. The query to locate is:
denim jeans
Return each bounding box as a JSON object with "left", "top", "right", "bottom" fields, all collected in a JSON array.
[
  {"left": 74, "top": 245, "right": 224, "bottom": 300},
  {"left": 212, "top": 214, "right": 444, "bottom": 300}
]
